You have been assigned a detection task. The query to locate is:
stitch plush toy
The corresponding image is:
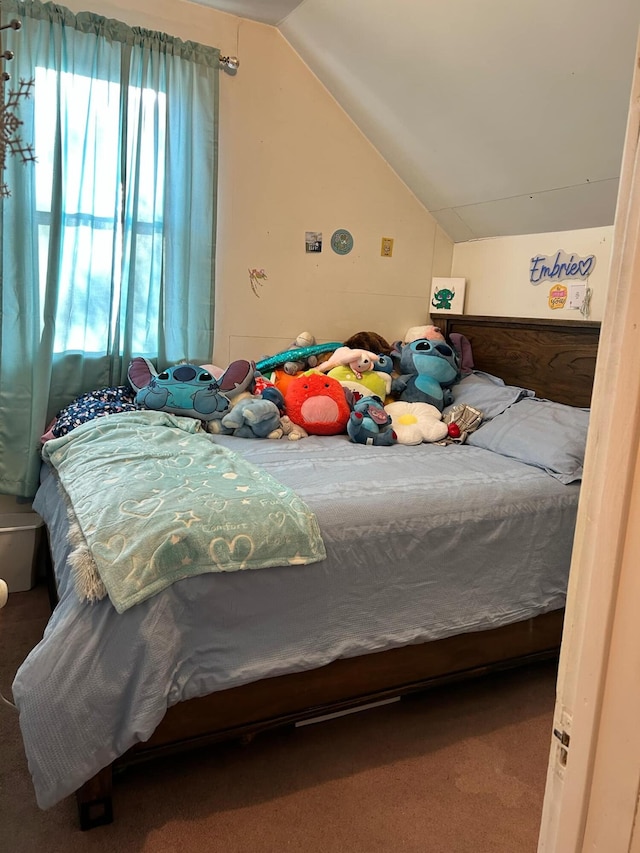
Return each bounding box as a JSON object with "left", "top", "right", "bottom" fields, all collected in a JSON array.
[
  {"left": 391, "top": 335, "right": 460, "bottom": 411},
  {"left": 128, "top": 357, "right": 254, "bottom": 422},
  {"left": 347, "top": 395, "right": 396, "bottom": 446}
]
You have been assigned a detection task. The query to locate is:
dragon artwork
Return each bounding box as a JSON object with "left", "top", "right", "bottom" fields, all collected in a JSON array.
[{"left": 431, "top": 285, "right": 455, "bottom": 311}]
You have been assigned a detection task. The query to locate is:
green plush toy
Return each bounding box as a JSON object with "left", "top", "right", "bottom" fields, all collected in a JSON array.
[
  {"left": 256, "top": 340, "right": 342, "bottom": 374},
  {"left": 325, "top": 364, "right": 391, "bottom": 400}
]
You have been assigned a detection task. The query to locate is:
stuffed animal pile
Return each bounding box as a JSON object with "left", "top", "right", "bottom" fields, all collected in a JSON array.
[{"left": 124, "top": 322, "right": 472, "bottom": 446}]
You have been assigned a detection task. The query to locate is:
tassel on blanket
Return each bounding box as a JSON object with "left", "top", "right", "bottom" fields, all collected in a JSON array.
[{"left": 68, "top": 519, "right": 108, "bottom": 603}]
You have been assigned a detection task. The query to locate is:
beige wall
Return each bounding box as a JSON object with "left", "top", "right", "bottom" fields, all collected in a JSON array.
[
  {"left": 451, "top": 226, "right": 613, "bottom": 322},
  {"left": 62, "top": 0, "right": 452, "bottom": 366}
]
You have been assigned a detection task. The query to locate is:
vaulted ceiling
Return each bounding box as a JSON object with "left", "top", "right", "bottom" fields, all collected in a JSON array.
[{"left": 192, "top": 0, "right": 640, "bottom": 242}]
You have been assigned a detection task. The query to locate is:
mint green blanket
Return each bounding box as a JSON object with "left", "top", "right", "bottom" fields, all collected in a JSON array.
[{"left": 42, "top": 411, "right": 326, "bottom": 613}]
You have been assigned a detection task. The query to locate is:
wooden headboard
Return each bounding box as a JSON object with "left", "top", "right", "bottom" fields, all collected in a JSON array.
[{"left": 438, "top": 314, "right": 601, "bottom": 408}]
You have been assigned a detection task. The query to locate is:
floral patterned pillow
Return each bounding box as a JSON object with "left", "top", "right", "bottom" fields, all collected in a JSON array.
[{"left": 41, "top": 386, "right": 139, "bottom": 442}]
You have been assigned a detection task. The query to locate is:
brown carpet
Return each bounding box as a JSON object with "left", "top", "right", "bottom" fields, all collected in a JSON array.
[{"left": 0, "top": 583, "right": 556, "bottom": 852}]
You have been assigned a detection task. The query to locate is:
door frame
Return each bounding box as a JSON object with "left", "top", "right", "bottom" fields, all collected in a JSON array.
[{"left": 537, "top": 32, "right": 640, "bottom": 853}]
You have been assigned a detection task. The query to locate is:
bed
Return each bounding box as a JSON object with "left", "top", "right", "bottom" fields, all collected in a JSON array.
[{"left": 12, "top": 314, "right": 600, "bottom": 830}]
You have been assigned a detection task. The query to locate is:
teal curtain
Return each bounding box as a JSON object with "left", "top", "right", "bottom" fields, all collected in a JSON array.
[{"left": 0, "top": 0, "right": 219, "bottom": 497}]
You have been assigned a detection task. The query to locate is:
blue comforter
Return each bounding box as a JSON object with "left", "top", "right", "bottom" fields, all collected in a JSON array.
[{"left": 15, "top": 434, "right": 579, "bottom": 809}]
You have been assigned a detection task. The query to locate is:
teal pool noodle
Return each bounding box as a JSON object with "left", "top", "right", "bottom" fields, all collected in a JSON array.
[{"left": 256, "top": 342, "right": 342, "bottom": 373}]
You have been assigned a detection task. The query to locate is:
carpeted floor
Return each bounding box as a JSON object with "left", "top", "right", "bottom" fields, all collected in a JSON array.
[{"left": 0, "top": 583, "right": 557, "bottom": 852}]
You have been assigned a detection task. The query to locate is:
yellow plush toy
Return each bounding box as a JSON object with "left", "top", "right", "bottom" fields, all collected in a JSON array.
[{"left": 323, "top": 364, "right": 391, "bottom": 400}]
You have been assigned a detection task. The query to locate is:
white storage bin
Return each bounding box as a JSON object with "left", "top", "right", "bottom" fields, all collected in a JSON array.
[{"left": 0, "top": 512, "right": 44, "bottom": 593}]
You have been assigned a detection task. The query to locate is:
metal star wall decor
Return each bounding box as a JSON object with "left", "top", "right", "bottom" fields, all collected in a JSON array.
[
  {"left": 1, "top": 15, "right": 35, "bottom": 198},
  {"left": 0, "top": 77, "right": 35, "bottom": 196}
]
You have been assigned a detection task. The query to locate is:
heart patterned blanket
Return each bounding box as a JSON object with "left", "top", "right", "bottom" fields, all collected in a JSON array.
[{"left": 42, "top": 410, "right": 326, "bottom": 613}]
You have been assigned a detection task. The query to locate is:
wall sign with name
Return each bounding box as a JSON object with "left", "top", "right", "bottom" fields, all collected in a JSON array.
[{"left": 530, "top": 249, "right": 596, "bottom": 285}]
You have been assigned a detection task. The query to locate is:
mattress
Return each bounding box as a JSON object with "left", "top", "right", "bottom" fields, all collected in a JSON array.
[{"left": 14, "top": 433, "right": 579, "bottom": 809}]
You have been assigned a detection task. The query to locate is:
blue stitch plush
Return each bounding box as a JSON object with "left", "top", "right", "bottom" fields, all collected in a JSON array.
[
  {"left": 391, "top": 339, "right": 460, "bottom": 411},
  {"left": 128, "top": 357, "right": 255, "bottom": 422},
  {"left": 347, "top": 395, "right": 396, "bottom": 446}
]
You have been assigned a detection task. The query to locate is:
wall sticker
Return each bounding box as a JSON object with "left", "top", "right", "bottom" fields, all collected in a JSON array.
[
  {"left": 548, "top": 284, "right": 568, "bottom": 310},
  {"left": 248, "top": 268, "right": 268, "bottom": 298}
]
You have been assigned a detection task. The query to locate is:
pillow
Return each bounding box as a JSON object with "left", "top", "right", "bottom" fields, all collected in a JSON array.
[
  {"left": 444, "top": 371, "right": 535, "bottom": 420},
  {"left": 467, "top": 397, "right": 590, "bottom": 483},
  {"left": 43, "top": 386, "right": 139, "bottom": 440},
  {"left": 129, "top": 357, "right": 253, "bottom": 421}
]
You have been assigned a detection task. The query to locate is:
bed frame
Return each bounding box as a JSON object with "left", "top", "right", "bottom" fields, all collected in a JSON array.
[{"left": 65, "top": 314, "right": 601, "bottom": 830}]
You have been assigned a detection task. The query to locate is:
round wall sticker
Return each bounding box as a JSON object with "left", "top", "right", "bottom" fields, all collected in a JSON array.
[{"left": 331, "top": 229, "right": 354, "bottom": 255}]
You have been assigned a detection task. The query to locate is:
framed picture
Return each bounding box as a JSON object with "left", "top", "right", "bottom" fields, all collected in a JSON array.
[
  {"left": 305, "top": 231, "right": 322, "bottom": 253},
  {"left": 430, "top": 277, "right": 466, "bottom": 314}
]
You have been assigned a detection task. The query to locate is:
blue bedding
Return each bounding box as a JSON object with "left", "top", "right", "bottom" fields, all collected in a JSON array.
[{"left": 14, "top": 433, "right": 579, "bottom": 810}]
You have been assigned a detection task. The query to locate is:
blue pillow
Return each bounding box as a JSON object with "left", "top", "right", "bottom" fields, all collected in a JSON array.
[
  {"left": 444, "top": 371, "right": 534, "bottom": 420},
  {"left": 467, "top": 397, "right": 590, "bottom": 483}
]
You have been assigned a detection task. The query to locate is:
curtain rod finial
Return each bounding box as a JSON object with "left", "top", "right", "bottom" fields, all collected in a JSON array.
[{"left": 219, "top": 55, "right": 239, "bottom": 74}]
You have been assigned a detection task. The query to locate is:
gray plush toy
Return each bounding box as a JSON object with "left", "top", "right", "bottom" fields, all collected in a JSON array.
[
  {"left": 218, "top": 396, "right": 282, "bottom": 439},
  {"left": 283, "top": 332, "right": 319, "bottom": 375}
]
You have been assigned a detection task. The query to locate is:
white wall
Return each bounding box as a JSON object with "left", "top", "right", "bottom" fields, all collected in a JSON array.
[{"left": 450, "top": 226, "right": 612, "bottom": 321}]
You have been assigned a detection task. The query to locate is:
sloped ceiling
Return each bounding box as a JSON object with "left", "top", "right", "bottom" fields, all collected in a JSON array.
[{"left": 192, "top": 0, "right": 640, "bottom": 242}]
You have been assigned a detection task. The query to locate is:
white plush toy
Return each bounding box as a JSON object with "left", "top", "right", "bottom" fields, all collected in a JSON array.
[
  {"left": 384, "top": 401, "right": 449, "bottom": 445},
  {"left": 317, "top": 346, "right": 379, "bottom": 380},
  {"left": 403, "top": 324, "right": 445, "bottom": 344}
]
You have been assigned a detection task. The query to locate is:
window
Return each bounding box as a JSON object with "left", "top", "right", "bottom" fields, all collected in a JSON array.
[
  {"left": 34, "top": 67, "right": 167, "bottom": 356},
  {"left": 0, "top": 2, "right": 220, "bottom": 497}
]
